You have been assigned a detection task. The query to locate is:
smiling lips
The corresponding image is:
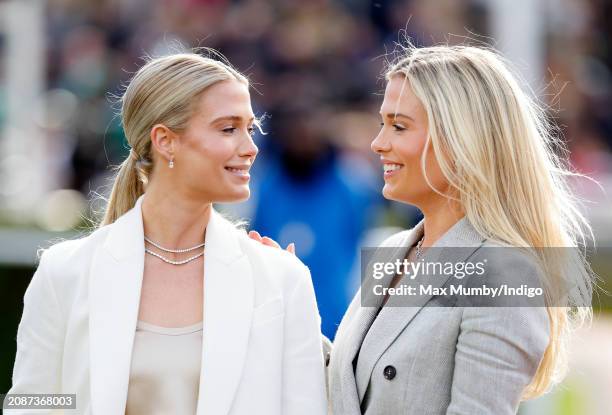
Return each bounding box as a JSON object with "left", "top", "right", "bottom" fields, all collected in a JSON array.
[
  {"left": 225, "top": 165, "right": 251, "bottom": 179},
  {"left": 383, "top": 164, "right": 402, "bottom": 173},
  {"left": 381, "top": 159, "right": 404, "bottom": 178}
]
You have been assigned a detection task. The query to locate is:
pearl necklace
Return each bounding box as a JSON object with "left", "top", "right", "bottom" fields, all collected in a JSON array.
[
  {"left": 144, "top": 236, "right": 205, "bottom": 252},
  {"left": 144, "top": 235, "right": 205, "bottom": 265},
  {"left": 145, "top": 248, "right": 204, "bottom": 265}
]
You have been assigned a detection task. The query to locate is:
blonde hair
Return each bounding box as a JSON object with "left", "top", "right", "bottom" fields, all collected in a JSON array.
[
  {"left": 97, "top": 51, "right": 249, "bottom": 227},
  {"left": 386, "top": 44, "right": 594, "bottom": 399}
]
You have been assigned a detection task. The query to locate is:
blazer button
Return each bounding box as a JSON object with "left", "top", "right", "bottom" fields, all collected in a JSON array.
[
  {"left": 383, "top": 365, "right": 396, "bottom": 380},
  {"left": 325, "top": 352, "right": 331, "bottom": 367}
]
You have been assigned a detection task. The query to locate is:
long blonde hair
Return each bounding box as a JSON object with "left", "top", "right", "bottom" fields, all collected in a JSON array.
[
  {"left": 386, "top": 44, "right": 594, "bottom": 399},
  {"left": 97, "top": 51, "right": 249, "bottom": 227}
]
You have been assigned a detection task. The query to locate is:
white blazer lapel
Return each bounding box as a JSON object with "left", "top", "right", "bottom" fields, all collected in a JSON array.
[
  {"left": 89, "top": 195, "right": 254, "bottom": 415},
  {"left": 196, "top": 208, "right": 253, "bottom": 415},
  {"left": 89, "top": 194, "right": 147, "bottom": 415}
]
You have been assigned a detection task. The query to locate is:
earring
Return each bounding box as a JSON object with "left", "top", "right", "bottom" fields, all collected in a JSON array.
[{"left": 168, "top": 156, "right": 174, "bottom": 169}]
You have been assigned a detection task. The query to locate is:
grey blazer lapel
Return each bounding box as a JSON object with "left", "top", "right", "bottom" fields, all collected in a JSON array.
[
  {"left": 331, "top": 223, "right": 422, "bottom": 413},
  {"left": 355, "top": 216, "right": 487, "bottom": 403}
]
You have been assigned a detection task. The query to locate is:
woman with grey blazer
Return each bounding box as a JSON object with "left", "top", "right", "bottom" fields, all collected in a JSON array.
[
  {"left": 322, "top": 44, "right": 594, "bottom": 414},
  {"left": 255, "top": 43, "right": 593, "bottom": 415}
]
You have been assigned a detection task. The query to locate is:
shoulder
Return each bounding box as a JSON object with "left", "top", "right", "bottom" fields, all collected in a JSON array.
[
  {"left": 236, "top": 229, "right": 309, "bottom": 274},
  {"left": 378, "top": 228, "right": 413, "bottom": 248},
  {"left": 362, "top": 226, "right": 416, "bottom": 266},
  {"left": 38, "top": 225, "right": 109, "bottom": 269},
  {"left": 474, "top": 239, "right": 545, "bottom": 281},
  {"left": 463, "top": 239, "right": 547, "bottom": 307},
  {"left": 21, "top": 226, "right": 110, "bottom": 317},
  {"left": 33, "top": 225, "right": 111, "bottom": 298},
  {"left": 229, "top": 226, "right": 313, "bottom": 295}
]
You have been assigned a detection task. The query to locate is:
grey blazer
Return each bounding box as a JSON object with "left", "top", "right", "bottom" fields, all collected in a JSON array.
[{"left": 326, "top": 217, "right": 550, "bottom": 415}]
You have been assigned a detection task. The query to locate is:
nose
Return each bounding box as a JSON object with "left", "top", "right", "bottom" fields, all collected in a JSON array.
[
  {"left": 240, "top": 132, "right": 259, "bottom": 160},
  {"left": 371, "top": 128, "right": 391, "bottom": 154}
]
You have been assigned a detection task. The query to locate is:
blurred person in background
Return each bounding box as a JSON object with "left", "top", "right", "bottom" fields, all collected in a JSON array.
[
  {"left": 250, "top": 100, "right": 381, "bottom": 341},
  {"left": 6, "top": 52, "right": 327, "bottom": 415}
]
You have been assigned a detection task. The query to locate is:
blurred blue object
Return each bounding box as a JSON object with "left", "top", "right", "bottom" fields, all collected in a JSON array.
[{"left": 252, "top": 148, "right": 381, "bottom": 340}]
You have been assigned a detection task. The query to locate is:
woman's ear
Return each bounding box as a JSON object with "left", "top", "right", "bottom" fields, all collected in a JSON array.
[{"left": 150, "top": 123, "right": 177, "bottom": 162}]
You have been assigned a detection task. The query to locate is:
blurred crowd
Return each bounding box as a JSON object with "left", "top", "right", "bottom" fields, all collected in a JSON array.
[{"left": 1, "top": 0, "right": 611, "bottom": 339}]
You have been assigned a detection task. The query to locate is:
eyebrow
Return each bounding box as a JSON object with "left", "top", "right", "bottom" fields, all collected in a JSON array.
[
  {"left": 210, "top": 115, "right": 256, "bottom": 124},
  {"left": 380, "top": 113, "right": 415, "bottom": 122}
]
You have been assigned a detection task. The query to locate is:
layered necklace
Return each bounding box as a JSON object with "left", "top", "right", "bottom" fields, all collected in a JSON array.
[{"left": 144, "top": 235, "right": 205, "bottom": 265}]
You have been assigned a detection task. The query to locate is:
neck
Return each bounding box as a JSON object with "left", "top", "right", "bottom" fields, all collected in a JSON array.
[
  {"left": 418, "top": 195, "right": 465, "bottom": 248},
  {"left": 140, "top": 183, "right": 212, "bottom": 249}
]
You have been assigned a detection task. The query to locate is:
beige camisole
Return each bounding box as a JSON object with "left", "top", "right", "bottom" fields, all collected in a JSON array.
[{"left": 125, "top": 319, "right": 203, "bottom": 415}]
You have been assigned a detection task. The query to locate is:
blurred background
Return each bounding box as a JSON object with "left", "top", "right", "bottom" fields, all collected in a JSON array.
[{"left": 0, "top": 0, "right": 610, "bottom": 413}]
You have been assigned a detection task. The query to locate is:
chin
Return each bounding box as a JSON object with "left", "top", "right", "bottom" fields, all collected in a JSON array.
[
  {"left": 382, "top": 185, "right": 418, "bottom": 205},
  {"left": 234, "top": 191, "right": 251, "bottom": 202},
  {"left": 225, "top": 188, "right": 251, "bottom": 203},
  {"left": 381, "top": 184, "right": 402, "bottom": 201},
  {"left": 381, "top": 186, "right": 393, "bottom": 200}
]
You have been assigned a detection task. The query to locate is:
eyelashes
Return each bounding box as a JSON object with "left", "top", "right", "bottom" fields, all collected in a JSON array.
[
  {"left": 222, "top": 126, "right": 256, "bottom": 136},
  {"left": 379, "top": 122, "right": 407, "bottom": 132}
]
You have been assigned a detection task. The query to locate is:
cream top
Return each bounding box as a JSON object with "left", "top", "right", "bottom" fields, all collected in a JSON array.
[{"left": 125, "top": 320, "right": 203, "bottom": 415}]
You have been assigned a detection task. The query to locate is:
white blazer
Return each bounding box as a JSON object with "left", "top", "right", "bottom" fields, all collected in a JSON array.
[{"left": 6, "top": 193, "right": 328, "bottom": 415}]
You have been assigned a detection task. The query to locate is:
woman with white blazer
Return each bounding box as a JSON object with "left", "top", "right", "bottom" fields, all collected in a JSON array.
[{"left": 6, "top": 52, "right": 327, "bottom": 415}]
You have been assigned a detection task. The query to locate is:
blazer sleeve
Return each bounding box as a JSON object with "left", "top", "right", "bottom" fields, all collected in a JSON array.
[
  {"left": 281, "top": 262, "right": 328, "bottom": 415},
  {"left": 5, "top": 249, "right": 66, "bottom": 414},
  {"left": 446, "top": 249, "right": 551, "bottom": 415},
  {"left": 446, "top": 306, "right": 549, "bottom": 414}
]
